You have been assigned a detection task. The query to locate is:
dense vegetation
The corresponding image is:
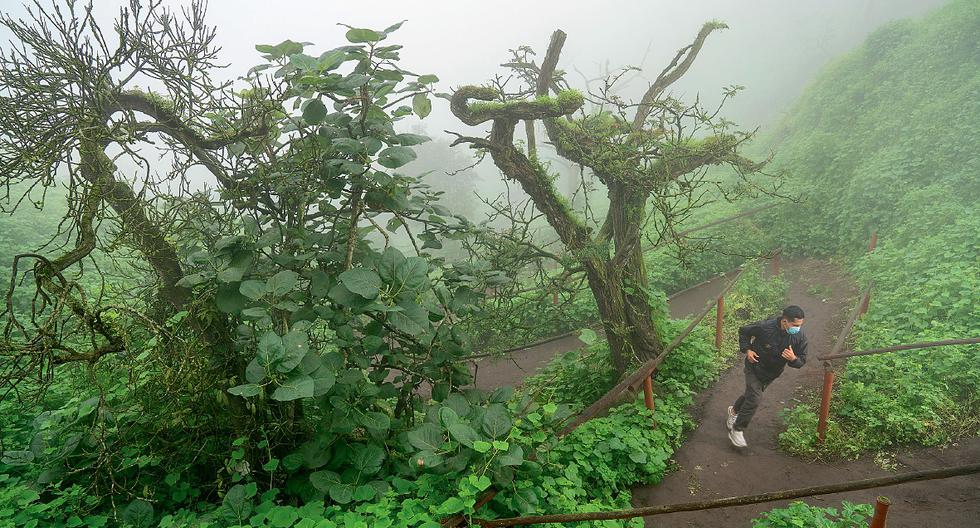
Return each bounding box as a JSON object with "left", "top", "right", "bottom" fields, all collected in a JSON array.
[
  {"left": 765, "top": 0, "right": 980, "bottom": 456},
  {"left": 0, "top": 0, "right": 975, "bottom": 526}
]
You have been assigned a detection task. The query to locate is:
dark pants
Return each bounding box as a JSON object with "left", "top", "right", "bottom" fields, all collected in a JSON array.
[{"left": 732, "top": 363, "right": 770, "bottom": 431}]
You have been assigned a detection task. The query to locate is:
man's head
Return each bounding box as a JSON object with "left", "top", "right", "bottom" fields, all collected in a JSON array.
[{"left": 780, "top": 305, "right": 804, "bottom": 334}]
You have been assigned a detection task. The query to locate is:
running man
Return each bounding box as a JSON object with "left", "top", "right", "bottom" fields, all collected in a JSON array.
[{"left": 727, "top": 305, "right": 807, "bottom": 447}]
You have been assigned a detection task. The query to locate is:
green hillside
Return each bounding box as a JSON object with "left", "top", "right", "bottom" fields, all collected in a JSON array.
[{"left": 762, "top": 0, "right": 980, "bottom": 456}]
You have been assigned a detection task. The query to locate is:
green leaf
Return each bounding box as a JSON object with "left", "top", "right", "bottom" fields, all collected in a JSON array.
[
  {"left": 498, "top": 445, "right": 524, "bottom": 466},
  {"left": 447, "top": 423, "right": 479, "bottom": 448},
  {"left": 278, "top": 330, "right": 309, "bottom": 373},
  {"left": 436, "top": 497, "right": 466, "bottom": 515},
  {"left": 245, "top": 358, "right": 266, "bottom": 384},
  {"left": 351, "top": 444, "right": 385, "bottom": 474},
  {"left": 312, "top": 367, "right": 336, "bottom": 397},
  {"left": 472, "top": 440, "right": 492, "bottom": 453},
  {"left": 388, "top": 303, "right": 428, "bottom": 335},
  {"left": 438, "top": 406, "right": 461, "bottom": 428},
  {"left": 239, "top": 280, "right": 266, "bottom": 300},
  {"left": 481, "top": 404, "right": 512, "bottom": 439},
  {"left": 289, "top": 53, "right": 318, "bottom": 70},
  {"left": 258, "top": 331, "right": 284, "bottom": 365},
  {"left": 578, "top": 328, "right": 598, "bottom": 345},
  {"left": 395, "top": 133, "right": 430, "bottom": 146},
  {"left": 377, "top": 146, "right": 417, "bottom": 169},
  {"left": 222, "top": 484, "right": 252, "bottom": 520},
  {"left": 267, "top": 270, "right": 299, "bottom": 296},
  {"left": 396, "top": 257, "right": 429, "bottom": 290},
  {"left": 329, "top": 482, "right": 354, "bottom": 504},
  {"left": 353, "top": 484, "right": 377, "bottom": 501},
  {"left": 412, "top": 93, "right": 432, "bottom": 119},
  {"left": 121, "top": 499, "right": 155, "bottom": 528},
  {"left": 318, "top": 50, "right": 347, "bottom": 71},
  {"left": 338, "top": 268, "right": 381, "bottom": 299},
  {"left": 345, "top": 28, "right": 381, "bottom": 43},
  {"left": 310, "top": 271, "right": 330, "bottom": 298},
  {"left": 360, "top": 411, "right": 390, "bottom": 433},
  {"left": 310, "top": 470, "right": 341, "bottom": 492},
  {"left": 228, "top": 384, "right": 260, "bottom": 397},
  {"left": 418, "top": 74, "right": 439, "bottom": 84},
  {"left": 255, "top": 40, "right": 304, "bottom": 59},
  {"left": 412, "top": 450, "right": 443, "bottom": 469},
  {"left": 216, "top": 283, "right": 247, "bottom": 314},
  {"left": 303, "top": 99, "right": 328, "bottom": 125},
  {"left": 77, "top": 396, "right": 100, "bottom": 419},
  {"left": 470, "top": 474, "right": 492, "bottom": 491},
  {"left": 283, "top": 453, "right": 304, "bottom": 472},
  {"left": 271, "top": 374, "right": 314, "bottom": 401},
  {"left": 377, "top": 247, "right": 406, "bottom": 283},
  {"left": 407, "top": 423, "right": 443, "bottom": 451}
]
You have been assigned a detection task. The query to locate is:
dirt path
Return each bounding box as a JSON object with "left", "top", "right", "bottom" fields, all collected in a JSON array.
[
  {"left": 630, "top": 258, "right": 980, "bottom": 527},
  {"left": 469, "top": 271, "right": 734, "bottom": 390}
]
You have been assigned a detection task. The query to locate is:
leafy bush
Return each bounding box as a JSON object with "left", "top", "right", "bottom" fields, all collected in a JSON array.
[
  {"left": 752, "top": 501, "right": 873, "bottom": 528},
  {"left": 773, "top": 0, "right": 980, "bottom": 456}
]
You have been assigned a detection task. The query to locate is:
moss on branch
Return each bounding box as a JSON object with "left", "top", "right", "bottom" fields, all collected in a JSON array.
[{"left": 451, "top": 86, "right": 583, "bottom": 126}]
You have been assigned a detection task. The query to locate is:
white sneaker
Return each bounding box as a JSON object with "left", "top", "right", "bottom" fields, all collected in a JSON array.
[
  {"left": 728, "top": 429, "right": 747, "bottom": 448},
  {"left": 726, "top": 406, "right": 737, "bottom": 431}
]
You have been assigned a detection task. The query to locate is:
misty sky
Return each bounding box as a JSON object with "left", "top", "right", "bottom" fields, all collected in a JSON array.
[{"left": 0, "top": 0, "right": 945, "bottom": 139}]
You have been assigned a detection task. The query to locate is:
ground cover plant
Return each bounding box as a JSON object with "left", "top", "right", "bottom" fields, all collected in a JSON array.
[{"left": 769, "top": 0, "right": 980, "bottom": 457}]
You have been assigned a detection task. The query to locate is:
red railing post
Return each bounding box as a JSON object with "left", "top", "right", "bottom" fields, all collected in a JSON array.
[
  {"left": 869, "top": 496, "right": 890, "bottom": 528},
  {"left": 817, "top": 364, "right": 835, "bottom": 443},
  {"left": 643, "top": 376, "right": 656, "bottom": 427},
  {"left": 771, "top": 250, "right": 781, "bottom": 277},
  {"left": 860, "top": 291, "right": 871, "bottom": 317},
  {"left": 552, "top": 288, "right": 558, "bottom": 305},
  {"left": 715, "top": 297, "right": 724, "bottom": 351},
  {"left": 868, "top": 230, "right": 878, "bottom": 252}
]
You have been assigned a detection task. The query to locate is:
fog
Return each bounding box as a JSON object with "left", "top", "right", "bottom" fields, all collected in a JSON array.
[
  {"left": 0, "top": 0, "right": 943, "bottom": 133},
  {"left": 0, "top": 0, "right": 947, "bottom": 221}
]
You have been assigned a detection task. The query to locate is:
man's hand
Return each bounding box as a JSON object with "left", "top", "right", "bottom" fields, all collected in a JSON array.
[
  {"left": 747, "top": 349, "right": 759, "bottom": 363},
  {"left": 782, "top": 345, "right": 797, "bottom": 362}
]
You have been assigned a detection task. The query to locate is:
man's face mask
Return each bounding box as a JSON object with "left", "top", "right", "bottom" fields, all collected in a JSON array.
[{"left": 787, "top": 326, "right": 801, "bottom": 335}]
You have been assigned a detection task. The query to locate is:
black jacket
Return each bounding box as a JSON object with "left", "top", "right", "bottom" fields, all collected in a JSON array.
[{"left": 738, "top": 316, "right": 808, "bottom": 382}]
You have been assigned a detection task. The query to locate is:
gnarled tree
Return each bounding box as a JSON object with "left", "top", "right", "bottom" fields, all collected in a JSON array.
[{"left": 450, "top": 25, "right": 777, "bottom": 374}]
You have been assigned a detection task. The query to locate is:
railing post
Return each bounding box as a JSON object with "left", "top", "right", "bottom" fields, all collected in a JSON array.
[
  {"left": 643, "top": 375, "right": 656, "bottom": 427},
  {"left": 552, "top": 288, "right": 558, "bottom": 306},
  {"left": 771, "top": 250, "right": 781, "bottom": 277},
  {"left": 715, "top": 296, "right": 724, "bottom": 351},
  {"left": 817, "top": 363, "right": 835, "bottom": 443},
  {"left": 869, "top": 496, "right": 890, "bottom": 528},
  {"left": 868, "top": 230, "right": 878, "bottom": 252},
  {"left": 859, "top": 290, "right": 871, "bottom": 317}
]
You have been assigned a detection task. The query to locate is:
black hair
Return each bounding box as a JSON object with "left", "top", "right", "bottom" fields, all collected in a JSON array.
[{"left": 782, "top": 305, "right": 805, "bottom": 321}]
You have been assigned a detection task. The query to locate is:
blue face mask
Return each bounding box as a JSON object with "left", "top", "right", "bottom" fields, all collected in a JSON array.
[{"left": 786, "top": 326, "right": 801, "bottom": 335}]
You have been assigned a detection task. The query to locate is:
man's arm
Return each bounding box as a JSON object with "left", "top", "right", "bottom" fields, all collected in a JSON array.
[
  {"left": 787, "top": 335, "right": 808, "bottom": 368},
  {"left": 738, "top": 320, "right": 763, "bottom": 354}
]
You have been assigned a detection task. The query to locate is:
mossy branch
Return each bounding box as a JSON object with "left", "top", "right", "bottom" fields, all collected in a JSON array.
[{"left": 450, "top": 86, "right": 583, "bottom": 126}]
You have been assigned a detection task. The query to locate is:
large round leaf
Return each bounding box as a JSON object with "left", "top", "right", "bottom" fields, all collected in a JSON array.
[
  {"left": 481, "top": 404, "right": 512, "bottom": 439},
  {"left": 122, "top": 500, "right": 154, "bottom": 528},
  {"left": 267, "top": 270, "right": 299, "bottom": 297},
  {"left": 406, "top": 423, "right": 443, "bottom": 452},
  {"left": 271, "top": 374, "right": 314, "bottom": 401},
  {"left": 216, "top": 283, "right": 247, "bottom": 314},
  {"left": 303, "top": 99, "right": 327, "bottom": 125},
  {"left": 377, "top": 146, "right": 417, "bottom": 169},
  {"left": 395, "top": 257, "right": 429, "bottom": 290},
  {"left": 338, "top": 268, "right": 381, "bottom": 299}
]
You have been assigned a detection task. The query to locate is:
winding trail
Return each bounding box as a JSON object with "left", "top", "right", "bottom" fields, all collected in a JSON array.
[
  {"left": 469, "top": 258, "right": 980, "bottom": 527},
  {"left": 631, "top": 258, "right": 980, "bottom": 527}
]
